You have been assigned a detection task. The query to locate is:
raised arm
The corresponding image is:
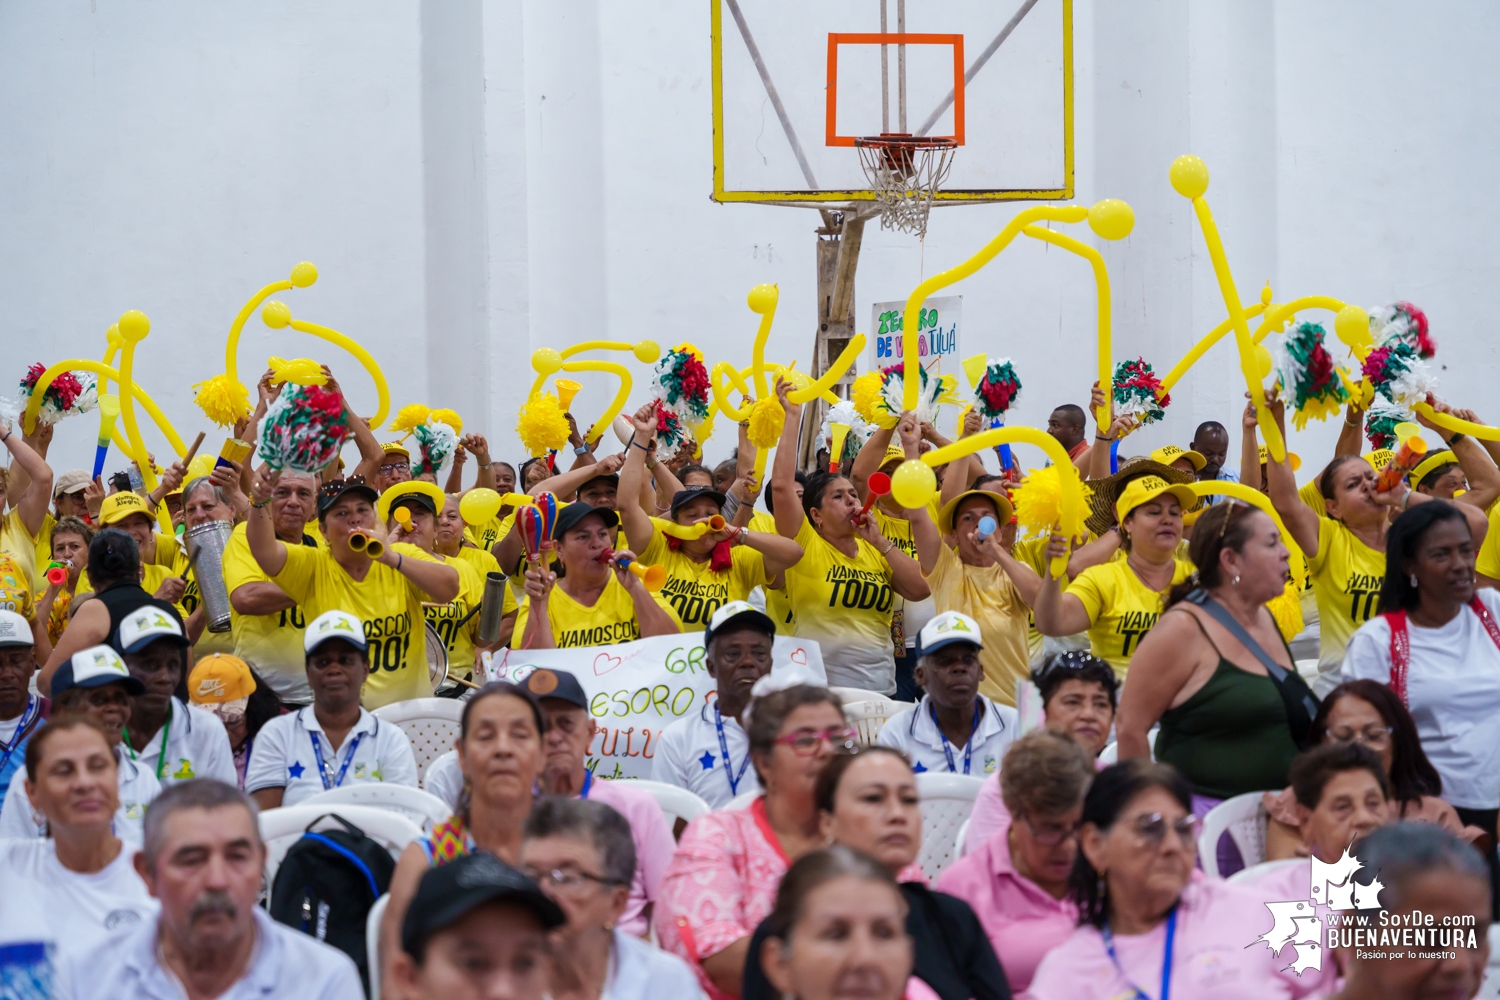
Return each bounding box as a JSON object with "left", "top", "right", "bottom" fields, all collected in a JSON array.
[
  {"left": 1238, "top": 397, "right": 1262, "bottom": 492},
  {"left": 326, "top": 368, "right": 385, "bottom": 484},
  {"left": 939, "top": 409, "right": 986, "bottom": 512},
  {"left": 246, "top": 466, "right": 291, "bottom": 577},
  {"left": 770, "top": 379, "right": 806, "bottom": 540},
  {"left": 1031, "top": 535, "right": 1095, "bottom": 636},
  {"left": 1087, "top": 410, "right": 1134, "bottom": 483},
  {"left": 3, "top": 422, "right": 51, "bottom": 514},
  {"left": 530, "top": 452, "right": 624, "bottom": 502},
  {"left": 854, "top": 512, "right": 929, "bottom": 602},
  {"left": 1263, "top": 394, "right": 1321, "bottom": 559},
  {"left": 1334, "top": 400, "right": 1365, "bottom": 458},
  {"left": 443, "top": 444, "right": 467, "bottom": 493},
  {"left": 617, "top": 403, "right": 660, "bottom": 553},
  {"left": 0, "top": 420, "right": 54, "bottom": 536},
  {"left": 650, "top": 454, "right": 687, "bottom": 514},
  {"left": 1424, "top": 404, "right": 1500, "bottom": 512},
  {"left": 564, "top": 413, "right": 599, "bottom": 472},
  {"left": 463, "top": 435, "right": 497, "bottom": 492},
  {"left": 908, "top": 495, "right": 943, "bottom": 575}
]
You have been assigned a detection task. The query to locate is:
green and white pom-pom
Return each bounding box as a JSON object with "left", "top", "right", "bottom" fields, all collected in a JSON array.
[
  {"left": 877, "top": 363, "right": 946, "bottom": 427},
  {"left": 256, "top": 384, "right": 351, "bottom": 473},
  {"left": 1111, "top": 358, "right": 1170, "bottom": 425},
  {"left": 412, "top": 418, "right": 459, "bottom": 477}
]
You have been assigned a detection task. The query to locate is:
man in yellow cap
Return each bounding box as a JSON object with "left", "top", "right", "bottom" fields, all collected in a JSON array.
[
  {"left": 1149, "top": 444, "right": 1207, "bottom": 478},
  {"left": 375, "top": 442, "right": 412, "bottom": 493},
  {"left": 76, "top": 493, "right": 184, "bottom": 608}
]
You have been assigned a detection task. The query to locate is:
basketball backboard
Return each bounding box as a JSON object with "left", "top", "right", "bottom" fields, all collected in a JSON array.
[{"left": 710, "top": 0, "right": 1073, "bottom": 207}]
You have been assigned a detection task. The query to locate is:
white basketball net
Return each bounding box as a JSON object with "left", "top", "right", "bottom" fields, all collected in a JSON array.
[{"left": 856, "top": 137, "right": 956, "bottom": 239}]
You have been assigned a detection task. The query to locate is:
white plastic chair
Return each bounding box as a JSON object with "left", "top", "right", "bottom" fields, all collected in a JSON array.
[
  {"left": 629, "top": 779, "right": 712, "bottom": 829},
  {"left": 1228, "top": 857, "right": 1304, "bottom": 886},
  {"left": 954, "top": 818, "right": 971, "bottom": 859},
  {"left": 829, "top": 686, "right": 895, "bottom": 706},
  {"left": 260, "top": 803, "right": 424, "bottom": 892},
  {"left": 1198, "top": 791, "right": 1269, "bottom": 878},
  {"left": 915, "top": 773, "right": 984, "bottom": 882},
  {"left": 373, "top": 698, "right": 464, "bottom": 777},
  {"left": 297, "top": 784, "right": 452, "bottom": 833},
  {"left": 367, "top": 893, "right": 390, "bottom": 1000},
  {"left": 844, "top": 700, "right": 895, "bottom": 745},
  {"left": 1097, "top": 728, "right": 1156, "bottom": 764}
]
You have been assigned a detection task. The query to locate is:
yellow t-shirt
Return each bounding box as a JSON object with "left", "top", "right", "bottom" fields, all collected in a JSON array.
[
  {"left": 452, "top": 546, "right": 519, "bottom": 656},
  {"left": 466, "top": 509, "right": 518, "bottom": 553},
  {"left": 30, "top": 510, "right": 56, "bottom": 592},
  {"left": 271, "top": 541, "right": 443, "bottom": 708},
  {"left": 1299, "top": 479, "right": 1326, "bottom": 518},
  {"left": 424, "top": 554, "right": 495, "bottom": 680},
  {"left": 510, "top": 572, "right": 681, "bottom": 648},
  {"left": 150, "top": 532, "right": 181, "bottom": 568},
  {"left": 784, "top": 518, "right": 897, "bottom": 692},
  {"left": 1308, "top": 517, "right": 1386, "bottom": 675},
  {"left": 1478, "top": 504, "right": 1500, "bottom": 580},
  {"left": 924, "top": 543, "right": 1030, "bottom": 706},
  {"left": 0, "top": 508, "right": 38, "bottom": 603},
  {"left": 0, "top": 552, "right": 34, "bottom": 620},
  {"left": 222, "top": 522, "right": 314, "bottom": 704},
  {"left": 1065, "top": 556, "right": 1195, "bottom": 677},
  {"left": 748, "top": 511, "right": 777, "bottom": 534},
  {"left": 641, "top": 530, "right": 768, "bottom": 631}
]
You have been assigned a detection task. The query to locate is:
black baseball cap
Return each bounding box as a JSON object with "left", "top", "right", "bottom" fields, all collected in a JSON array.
[
  {"left": 317, "top": 479, "right": 380, "bottom": 515},
  {"left": 518, "top": 668, "right": 588, "bottom": 709},
  {"left": 401, "top": 852, "right": 565, "bottom": 958},
  {"left": 669, "top": 487, "right": 727, "bottom": 518},
  {"left": 703, "top": 599, "right": 776, "bottom": 648},
  {"left": 552, "top": 503, "right": 620, "bottom": 541},
  {"left": 577, "top": 472, "right": 620, "bottom": 495}
]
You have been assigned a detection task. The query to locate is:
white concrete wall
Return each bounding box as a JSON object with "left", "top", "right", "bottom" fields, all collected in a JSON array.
[{"left": 2, "top": 0, "right": 1495, "bottom": 481}]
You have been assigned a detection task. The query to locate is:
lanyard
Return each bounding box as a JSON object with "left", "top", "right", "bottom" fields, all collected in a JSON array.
[
  {"left": 580, "top": 768, "right": 594, "bottom": 799},
  {"left": 931, "top": 698, "right": 981, "bottom": 775},
  {"left": 0, "top": 695, "right": 41, "bottom": 774},
  {"left": 1102, "top": 906, "right": 1177, "bottom": 1000},
  {"left": 309, "top": 726, "right": 366, "bottom": 791},
  {"left": 714, "top": 706, "right": 752, "bottom": 797},
  {"left": 124, "top": 703, "right": 173, "bottom": 780}
]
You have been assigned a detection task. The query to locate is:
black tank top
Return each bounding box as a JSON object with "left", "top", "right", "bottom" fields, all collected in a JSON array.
[{"left": 95, "top": 583, "right": 183, "bottom": 644}]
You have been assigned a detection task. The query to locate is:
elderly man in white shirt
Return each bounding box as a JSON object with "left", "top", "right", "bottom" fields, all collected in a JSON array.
[
  {"left": 247, "top": 610, "right": 418, "bottom": 808},
  {"left": 0, "top": 646, "right": 161, "bottom": 843},
  {"left": 114, "top": 606, "right": 236, "bottom": 786},
  {"left": 877, "top": 611, "right": 1019, "bottom": 777},
  {"left": 58, "top": 778, "right": 362, "bottom": 1000},
  {"left": 650, "top": 601, "right": 776, "bottom": 808}
]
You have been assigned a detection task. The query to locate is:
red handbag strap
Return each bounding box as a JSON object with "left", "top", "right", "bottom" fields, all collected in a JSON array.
[
  {"left": 1469, "top": 596, "right": 1500, "bottom": 654},
  {"left": 1383, "top": 609, "right": 1410, "bottom": 707}
]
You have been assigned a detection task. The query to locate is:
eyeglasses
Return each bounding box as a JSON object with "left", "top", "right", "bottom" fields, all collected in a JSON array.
[
  {"left": 1019, "top": 815, "right": 1079, "bottom": 846},
  {"left": 1126, "top": 812, "right": 1200, "bottom": 850},
  {"left": 523, "top": 866, "right": 624, "bottom": 894},
  {"left": 1329, "top": 725, "right": 1394, "bottom": 749},
  {"left": 378, "top": 462, "right": 410, "bottom": 475},
  {"left": 774, "top": 726, "right": 859, "bottom": 756}
]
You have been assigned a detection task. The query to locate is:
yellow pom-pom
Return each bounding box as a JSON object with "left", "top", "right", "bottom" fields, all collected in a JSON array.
[
  {"left": 748, "top": 395, "right": 784, "bottom": 449},
  {"left": 517, "top": 394, "right": 570, "bottom": 458},
  {"left": 852, "top": 371, "right": 885, "bottom": 422},
  {"left": 390, "top": 404, "right": 431, "bottom": 435},
  {"left": 428, "top": 408, "right": 463, "bottom": 435},
  {"left": 1013, "top": 466, "right": 1065, "bottom": 536},
  {"left": 1267, "top": 582, "right": 1305, "bottom": 642},
  {"left": 191, "top": 374, "right": 251, "bottom": 428}
]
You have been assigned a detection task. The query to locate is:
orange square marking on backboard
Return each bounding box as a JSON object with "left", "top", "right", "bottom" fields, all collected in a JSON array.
[{"left": 825, "top": 33, "right": 965, "bottom": 147}]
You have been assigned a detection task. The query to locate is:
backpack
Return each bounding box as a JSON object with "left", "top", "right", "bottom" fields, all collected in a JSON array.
[{"left": 268, "top": 813, "right": 395, "bottom": 995}]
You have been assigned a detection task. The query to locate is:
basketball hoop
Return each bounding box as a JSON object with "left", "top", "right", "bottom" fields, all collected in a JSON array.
[{"left": 854, "top": 133, "right": 957, "bottom": 239}]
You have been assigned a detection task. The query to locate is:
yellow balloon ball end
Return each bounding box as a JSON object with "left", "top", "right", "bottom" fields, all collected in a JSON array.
[
  {"left": 117, "top": 310, "right": 150, "bottom": 343},
  {"left": 747, "top": 283, "right": 779, "bottom": 315},
  {"left": 1254, "top": 343, "right": 1274, "bottom": 380},
  {"left": 633, "top": 340, "right": 661, "bottom": 364},
  {"left": 1260, "top": 282, "right": 1273, "bottom": 306},
  {"left": 531, "top": 348, "right": 564, "bottom": 376},
  {"left": 889, "top": 459, "right": 937, "bottom": 510},
  {"left": 460, "top": 487, "right": 504, "bottom": 526},
  {"left": 261, "top": 300, "right": 292, "bottom": 329},
  {"left": 289, "top": 261, "right": 318, "bottom": 288},
  {"left": 1087, "top": 199, "right": 1135, "bottom": 241},
  {"left": 105, "top": 324, "right": 123, "bottom": 349},
  {"left": 1169, "top": 155, "right": 1210, "bottom": 199},
  {"left": 1335, "top": 305, "right": 1371, "bottom": 348}
]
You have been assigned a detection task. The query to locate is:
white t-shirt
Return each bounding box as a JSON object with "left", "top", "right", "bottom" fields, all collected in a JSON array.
[
  {"left": 246, "top": 707, "right": 419, "bottom": 807},
  {"left": 650, "top": 701, "right": 760, "bottom": 809},
  {"left": 0, "top": 838, "right": 158, "bottom": 993},
  {"left": 605, "top": 926, "right": 707, "bottom": 1000},
  {"left": 125, "top": 697, "right": 237, "bottom": 787},
  {"left": 876, "top": 694, "right": 1019, "bottom": 777},
  {"left": 0, "top": 749, "right": 162, "bottom": 844},
  {"left": 1341, "top": 589, "right": 1500, "bottom": 809}
]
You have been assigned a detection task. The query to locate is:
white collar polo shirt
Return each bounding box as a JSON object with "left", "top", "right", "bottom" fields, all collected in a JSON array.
[
  {"left": 649, "top": 699, "right": 761, "bottom": 809},
  {"left": 0, "top": 748, "right": 161, "bottom": 844},
  {"left": 245, "top": 706, "right": 419, "bottom": 807},
  {"left": 876, "top": 694, "right": 1019, "bottom": 777},
  {"left": 126, "top": 696, "right": 237, "bottom": 787}
]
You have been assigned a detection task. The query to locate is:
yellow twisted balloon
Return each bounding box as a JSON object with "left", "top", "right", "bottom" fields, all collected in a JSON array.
[
  {"left": 115, "top": 311, "right": 177, "bottom": 535},
  {"left": 21, "top": 358, "right": 185, "bottom": 459},
  {"left": 527, "top": 340, "right": 660, "bottom": 445},
  {"left": 1170, "top": 156, "right": 1287, "bottom": 463},
  {"left": 888, "top": 426, "right": 1088, "bottom": 578},
  {"left": 261, "top": 300, "right": 390, "bottom": 429},
  {"left": 1159, "top": 286, "right": 1273, "bottom": 393},
  {"left": 1181, "top": 481, "right": 1307, "bottom": 586},
  {"left": 194, "top": 262, "right": 319, "bottom": 425},
  {"left": 900, "top": 201, "right": 1135, "bottom": 412}
]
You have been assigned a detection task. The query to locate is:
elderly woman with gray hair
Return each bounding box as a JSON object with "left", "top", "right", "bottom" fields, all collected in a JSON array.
[
  {"left": 521, "top": 797, "right": 705, "bottom": 1000},
  {"left": 172, "top": 470, "right": 248, "bottom": 651}
]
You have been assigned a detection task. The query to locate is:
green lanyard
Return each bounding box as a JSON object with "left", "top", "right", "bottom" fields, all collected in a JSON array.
[{"left": 124, "top": 703, "right": 173, "bottom": 780}]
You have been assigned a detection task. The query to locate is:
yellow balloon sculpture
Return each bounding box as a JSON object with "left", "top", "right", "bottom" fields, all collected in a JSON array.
[
  {"left": 261, "top": 300, "right": 390, "bottom": 429},
  {"left": 1159, "top": 284, "right": 1273, "bottom": 393},
  {"left": 899, "top": 200, "right": 1135, "bottom": 415},
  {"left": 524, "top": 339, "right": 660, "bottom": 447},
  {"left": 1182, "top": 482, "right": 1307, "bottom": 585},
  {"left": 193, "top": 262, "right": 319, "bottom": 426}
]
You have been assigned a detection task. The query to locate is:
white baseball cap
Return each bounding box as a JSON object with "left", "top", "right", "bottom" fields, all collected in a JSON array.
[
  {"left": 305, "top": 610, "right": 368, "bottom": 655},
  {"left": 0, "top": 609, "right": 33, "bottom": 649},
  {"left": 917, "top": 610, "right": 984, "bottom": 657},
  {"left": 116, "top": 605, "right": 188, "bottom": 655},
  {"left": 54, "top": 645, "right": 147, "bottom": 697}
]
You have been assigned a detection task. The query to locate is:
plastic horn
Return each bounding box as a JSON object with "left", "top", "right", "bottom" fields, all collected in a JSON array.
[
  {"left": 1183, "top": 481, "right": 1308, "bottom": 587},
  {"left": 261, "top": 300, "right": 390, "bottom": 429},
  {"left": 92, "top": 392, "right": 121, "bottom": 480},
  {"left": 394, "top": 507, "right": 413, "bottom": 530},
  {"left": 1377, "top": 424, "right": 1429, "bottom": 492},
  {"left": 1169, "top": 156, "right": 1285, "bottom": 463},
  {"left": 899, "top": 201, "right": 1134, "bottom": 411},
  {"left": 976, "top": 516, "right": 998, "bottom": 541},
  {"left": 829, "top": 423, "right": 851, "bottom": 473},
  {"left": 1159, "top": 288, "right": 1273, "bottom": 392},
  {"left": 347, "top": 530, "right": 385, "bottom": 559},
  {"left": 1412, "top": 402, "right": 1500, "bottom": 442},
  {"left": 1021, "top": 223, "right": 1120, "bottom": 427},
  {"left": 555, "top": 379, "right": 582, "bottom": 412},
  {"left": 45, "top": 562, "right": 69, "bottom": 587},
  {"left": 656, "top": 515, "right": 728, "bottom": 541},
  {"left": 216, "top": 437, "right": 254, "bottom": 472},
  {"left": 855, "top": 471, "right": 892, "bottom": 526},
  {"left": 599, "top": 549, "right": 668, "bottom": 592}
]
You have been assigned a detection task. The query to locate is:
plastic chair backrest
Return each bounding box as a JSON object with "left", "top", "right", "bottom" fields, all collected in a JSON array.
[
  {"left": 260, "top": 804, "right": 424, "bottom": 891},
  {"left": 915, "top": 773, "right": 984, "bottom": 882},
  {"left": 629, "top": 779, "right": 712, "bottom": 829},
  {"left": 954, "top": 818, "right": 972, "bottom": 859},
  {"left": 1198, "top": 791, "right": 1269, "bottom": 878},
  {"left": 1097, "top": 728, "right": 1155, "bottom": 765},
  {"left": 367, "top": 893, "right": 390, "bottom": 1000},
  {"left": 723, "top": 790, "right": 761, "bottom": 812},
  {"left": 373, "top": 698, "right": 464, "bottom": 777},
  {"left": 828, "top": 686, "right": 894, "bottom": 706},
  {"left": 844, "top": 700, "right": 895, "bottom": 745},
  {"left": 297, "top": 784, "right": 452, "bottom": 833}
]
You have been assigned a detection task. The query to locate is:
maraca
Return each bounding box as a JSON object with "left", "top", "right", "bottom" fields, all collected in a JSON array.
[
  {"left": 854, "top": 471, "right": 891, "bottom": 525},
  {"left": 518, "top": 504, "right": 547, "bottom": 563},
  {"left": 533, "top": 492, "right": 560, "bottom": 541},
  {"left": 598, "top": 549, "right": 668, "bottom": 591}
]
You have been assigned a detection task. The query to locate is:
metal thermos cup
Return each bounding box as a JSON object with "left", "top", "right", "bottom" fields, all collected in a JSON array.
[
  {"left": 478, "top": 572, "right": 508, "bottom": 644},
  {"left": 185, "top": 519, "right": 235, "bottom": 633}
]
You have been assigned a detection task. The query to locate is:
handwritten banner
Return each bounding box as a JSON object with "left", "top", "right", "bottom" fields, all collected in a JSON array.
[
  {"left": 480, "top": 636, "right": 826, "bottom": 780},
  {"left": 870, "top": 294, "right": 962, "bottom": 376}
]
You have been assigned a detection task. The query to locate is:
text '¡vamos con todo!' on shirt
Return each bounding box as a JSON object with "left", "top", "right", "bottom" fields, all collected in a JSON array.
[{"left": 823, "top": 565, "right": 893, "bottom": 611}]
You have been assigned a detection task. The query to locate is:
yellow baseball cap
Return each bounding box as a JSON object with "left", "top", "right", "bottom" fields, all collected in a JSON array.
[
  {"left": 938, "top": 489, "right": 1014, "bottom": 534},
  {"left": 880, "top": 445, "right": 907, "bottom": 469},
  {"left": 1149, "top": 445, "right": 1206, "bottom": 472},
  {"left": 1366, "top": 449, "right": 1395, "bottom": 471},
  {"left": 1257, "top": 445, "right": 1302, "bottom": 472},
  {"left": 188, "top": 653, "right": 257, "bottom": 704},
  {"left": 99, "top": 490, "right": 153, "bottom": 526},
  {"left": 1114, "top": 474, "right": 1198, "bottom": 523},
  {"left": 382, "top": 441, "right": 411, "bottom": 460},
  {"left": 1410, "top": 450, "right": 1458, "bottom": 486}
]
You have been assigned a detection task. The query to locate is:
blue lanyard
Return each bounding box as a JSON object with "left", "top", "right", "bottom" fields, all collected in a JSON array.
[
  {"left": 1102, "top": 906, "right": 1176, "bottom": 1000},
  {"left": 931, "top": 699, "right": 981, "bottom": 775},
  {"left": 0, "top": 695, "right": 40, "bottom": 774},
  {"left": 580, "top": 768, "right": 594, "bottom": 799},
  {"left": 308, "top": 721, "right": 366, "bottom": 791},
  {"left": 714, "top": 706, "right": 752, "bottom": 796}
]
